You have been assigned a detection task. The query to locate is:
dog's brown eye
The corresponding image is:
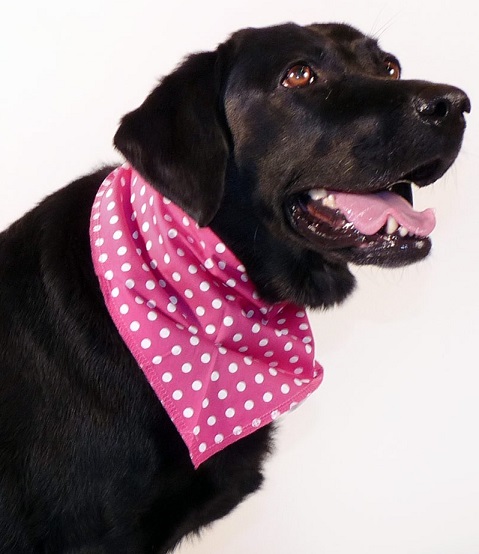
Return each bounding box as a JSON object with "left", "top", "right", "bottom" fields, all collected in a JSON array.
[
  {"left": 384, "top": 59, "right": 401, "bottom": 80},
  {"left": 282, "top": 65, "right": 315, "bottom": 88}
]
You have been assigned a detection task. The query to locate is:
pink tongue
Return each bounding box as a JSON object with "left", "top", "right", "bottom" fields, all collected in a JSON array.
[{"left": 333, "top": 191, "right": 436, "bottom": 237}]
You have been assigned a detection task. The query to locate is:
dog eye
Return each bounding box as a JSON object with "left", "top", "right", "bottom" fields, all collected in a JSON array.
[
  {"left": 384, "top": 59, "right": 401, "bottom": 80},
  {"left": 282, "top": 65, "right": 315, "bottom": 88}
]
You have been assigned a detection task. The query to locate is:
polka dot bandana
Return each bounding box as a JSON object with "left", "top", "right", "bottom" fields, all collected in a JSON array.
[{"left": 90, "top": 165, "right": 323, "bottom": 467}]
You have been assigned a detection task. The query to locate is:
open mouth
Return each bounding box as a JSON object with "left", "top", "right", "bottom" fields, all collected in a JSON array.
[{"left": 287, "top": 180, "right": 436, "bottom": 266}]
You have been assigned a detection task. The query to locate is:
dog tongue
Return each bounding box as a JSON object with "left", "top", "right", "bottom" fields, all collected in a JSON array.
[{"left": 333, "top": 190, "right": 436, "bottom": 236}]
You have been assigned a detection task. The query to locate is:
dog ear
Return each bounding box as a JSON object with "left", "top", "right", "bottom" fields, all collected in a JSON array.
[{"left": 113, "top": 49, "right": 230, "bottom": 227}]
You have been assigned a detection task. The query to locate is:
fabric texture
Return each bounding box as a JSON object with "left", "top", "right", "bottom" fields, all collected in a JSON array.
[{"left": 90, "top": 164, "right": 323, "bottom": 467}]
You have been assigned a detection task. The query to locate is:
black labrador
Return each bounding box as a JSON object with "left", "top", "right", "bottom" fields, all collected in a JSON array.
[{"left": 0, "top": 22, "right": 469, "bottom": 553}]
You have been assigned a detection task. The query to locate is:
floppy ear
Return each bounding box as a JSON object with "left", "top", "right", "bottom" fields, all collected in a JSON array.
[{"left": 114, "top": 49, "right": 230, "bottom": 227}]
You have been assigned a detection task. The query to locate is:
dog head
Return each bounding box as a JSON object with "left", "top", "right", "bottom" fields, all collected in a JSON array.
[{"left": 114, "top": 23, "right": 469, "bottom": 308}]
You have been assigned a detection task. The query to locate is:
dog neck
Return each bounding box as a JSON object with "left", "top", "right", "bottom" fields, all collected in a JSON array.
[{"left": 90, "top": 164, "right": 323, "bottom": 467}]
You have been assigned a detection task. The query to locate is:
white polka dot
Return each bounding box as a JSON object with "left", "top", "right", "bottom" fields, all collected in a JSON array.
[
  {"left": 103, "top": 270, "right": 113, "bottom": 281},
  {"left": 255, "top": 373, "right": 264, "bottom": 384},
  {"left": 182, "top": 363, "right": 192, "bottom": 373},
  {"left": 109, "top": 215, "right": 119, "bottom": 225},
  {"left": 259, "top": 338, "right": 268, "bottom": 347},
  {"left": 228, "top": 363, "right": 238, "bottom": 373},
  {"left": 281, "top": 384, "right": 290, "bottom": 394},
  {"left": 252, "top": 418, "right": 261, "bottom": 428},
  {"left": 119, "top": 304, "right": 129, "bottom": 315},
  {"left": 251, "top": 323, "right": 261, "bottom": 333},
  {"left": 162, "top": 372, "right": 173, "bottom": 383},
  {"left": 233, "top": 333, "right": 242, "bottom": 342},
  {"left": 214, "top": 434, "right": 224, "bottom": 444},
  {"left": 303, "top": 336, "right": 312, "bottom": 344},
  {"left": 218, "top": 389, "right": 228, "bottom": 400},
  {"left": 177, "top": 248, "right": 185, "bottom": 257},
  {"left": 107, "top": 201, "right": 115, "bottom": 211},
  {"left": 121, "top": 263, "right": 132, "bottom": 272},
  {"left": 144, "top": 280, "right": 155, "bottom": 291},
  {"left": 141, "top": 222, "right": 149, "bottom": 233},
  {"left": 236, "top": 381, "right": 246, "bottom": 392},
  {"left": 130, "top": 321, "right": 140, "bottom": 332},
  {"left": 225, "top": 408, "right": 235, "bottom": 418},
  {"left": 94, "top": 237, "right": 104, "bottom": 246},
  {"left": 299, "top": 323, "right": 309, "bottom": 330},
  {"left": 185, "top": 289, "right": 194, "bottom": 299},
  {"left": 226, "top": 278, "right": 236, "bottom": 288},
  {"left": 171, "top": 345, "right": 182, "bottom": 356},
  {"left": 190, "top": 336, "right": 199, "bottom": 346},
  {"left": 168, "top": 228, "right": 178, "bottom": 239},
  {"left": 215, "top": 243, "right": 226, "bottom": 253},
  {"left": 212, "top": 299, "right": 222, "bottom": 309},
  {"left": 294, "top": 378, "right": 303, "bottom": 386},
  {"left": 211, "top": 371, "right": 220, "bottom": 382},
  {"left": 269, "top": 368, "right": 278, "bottom": 376},
  {"left": 207, "top": 416, "right": 216, "bottom": 426},
  {"left": 205, "top": 324, "right": 216, "bottom": 335},
  {"left": 294, "top": 367, "right": 304, "bottom": 375},
  {"left": 192, "top": 380, "right": 203, "bottom": 391},
  {"left": 263, "top": 392, "right": 273, "bottom": 402},
  {"left": 271, "top": 410, "right": 281, "bottom": 420},
  {"left": 204, "top": 258, "right": 214, "bottom": 269},
  {"left": 244, "top": 400, "right": 254, "bottom": 411},
  {"left": 182, "top": 216, "right": 190, "bottom": 226},
  {"left": 264, "top": 351, "right": 274, "bottom": 358},
  {"left": 244, "top": 356, "right": 253, "bottom": 366},
  {"left": 188, "top": 264, "right": 197, "bottom": 274},
  {"left": 289, "top": 356, "right": 299, "bottom": 364},
  {"left": 167, "top": 303, "right": 176, "bottom": 313},
  {"left": 98, "top": 253, "right": 108, "bottom": 263},
  {"left": 111, "top": 287, "right": 119, "bottom": 297},
  {"left": 284, "top": 342, "right": 293, "bottom": 351},
  {"left": 159, "top": 328, "right": 170, "bottom": 339},
  {"left": 141, "top": 338, "right": 151, "bottom": 349},
  {"left": 152, "top": 356, "right": 162, "bottom": 365},
  {"left": 183, "top": 407, "right": 194, "bottom": 419},
  {"left": 200, "top": 281, "right": 210, "bottom": 292},
  {"left": 202, "top": 398, "right": 209, "bottom": 409},
  {"left": 305, "top": 344, "right": 313, "bottom": 354},
  {"left": 201, "top": 353, "right": 211, "bottom": 364},
  {"left": 117, "top": 246, "right": 127, "bottom": 256},
  {"left": 125, "top": 279, "right": 135, "bottom": 289},
  {"left": 223, "top": 316, "right": 234, "bottom": 327},
  {"left": 172, "top": 390, "right": 183, "bottom": 400},
  {"left": 199, "top": 443, "right": 207, "bottom": 453},
  {"left": 196, "top": 306, "right": 205, "bottom": 316},
  {"left": 164, "top": 254, "right": 170, "bottom": 264},
  {"left": 147, "top": 311, "right": 157, "bottom": 321},
  {"left": 140, "top": 185, "right": 146, "bottom": 196},
  {"left": 233, "top": 426, "right": 243, "bottom": 436},
  {"left": 193, "top": 425, "right": 200, "bottom": 435}
]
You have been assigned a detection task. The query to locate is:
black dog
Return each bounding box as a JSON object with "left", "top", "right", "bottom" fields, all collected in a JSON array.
[{"left": 0, "top": 22, "right": 469, "bottom": 553}]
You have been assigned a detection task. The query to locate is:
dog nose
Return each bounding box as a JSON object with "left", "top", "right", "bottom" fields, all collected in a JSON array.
[{"left": 415, "top": 85, "right": 471, "bottom": 124}]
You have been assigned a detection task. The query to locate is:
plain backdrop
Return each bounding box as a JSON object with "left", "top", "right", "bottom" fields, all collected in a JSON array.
[{"left": 1, "top": 1, "right": 478, "bottom": 553}]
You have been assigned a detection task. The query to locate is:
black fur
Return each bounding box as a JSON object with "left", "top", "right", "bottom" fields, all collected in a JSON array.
[{"left": 0, "top": 23, "right": 469, "bottom": 553}]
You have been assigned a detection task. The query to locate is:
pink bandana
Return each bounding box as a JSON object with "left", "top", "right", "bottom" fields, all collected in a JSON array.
[{"left": 90, "top": 165, "right": 323, "bottom": 467}]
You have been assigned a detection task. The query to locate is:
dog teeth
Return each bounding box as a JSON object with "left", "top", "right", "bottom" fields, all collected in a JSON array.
[
  {"left": 322, "top": 194, "right": 337, "bottom": 209},
  {"left": 386, "top": 215, "right": 399, "bottom": 235},
  {"left": 398, "top": 226, "right": 408, "bottom": 237},
  {"left": 308, "top": 188, "right": 328, "bottom": 201}
]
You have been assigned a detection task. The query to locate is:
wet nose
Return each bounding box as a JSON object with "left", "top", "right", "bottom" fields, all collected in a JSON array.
[{"left": 415, "top": 85, "right": 471, "bottom": 125}]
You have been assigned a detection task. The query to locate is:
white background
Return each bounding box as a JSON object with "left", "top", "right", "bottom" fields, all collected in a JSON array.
[{"left": 1, "top": 1, "right": 478, "bottom": 553}]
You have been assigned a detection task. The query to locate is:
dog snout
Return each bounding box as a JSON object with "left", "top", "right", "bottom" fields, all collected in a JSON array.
[{"left": 414, "top": 85, "right": 471, "bottom": 125}]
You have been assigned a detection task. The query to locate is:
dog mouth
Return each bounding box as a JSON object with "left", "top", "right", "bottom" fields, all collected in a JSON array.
[{"left": 287, "top": 179, "right": 436, "bottom": 267}]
